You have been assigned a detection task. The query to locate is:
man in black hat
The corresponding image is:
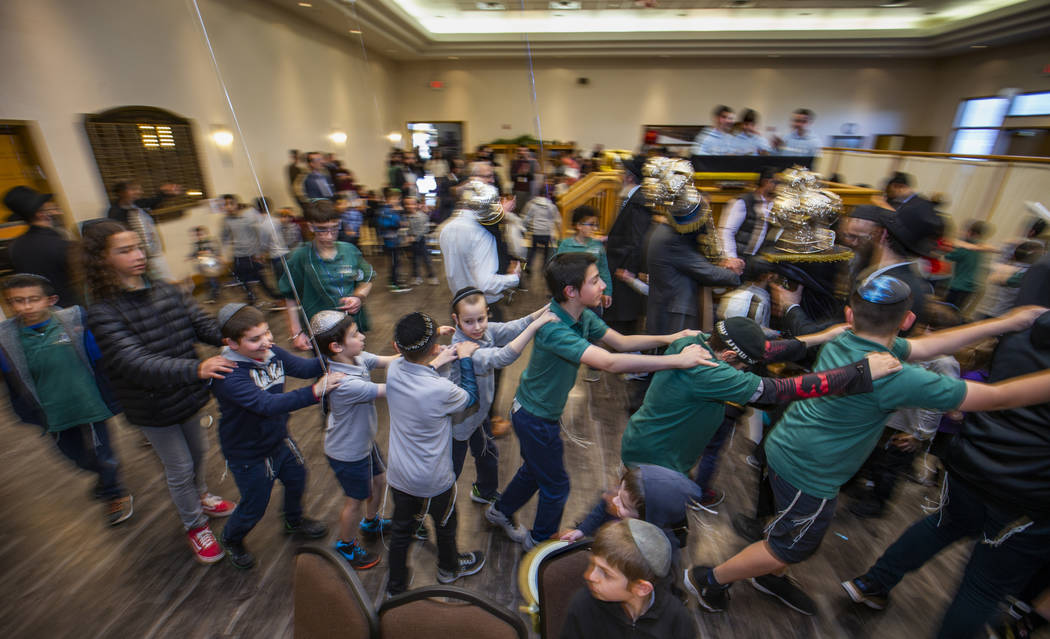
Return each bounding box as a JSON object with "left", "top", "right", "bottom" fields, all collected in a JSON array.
[
  {"left": 3, "top": 186, "right": 77, "bottom": 306},
  {"left": 604, "top": 158, "right": 653, "bottom": 336}
]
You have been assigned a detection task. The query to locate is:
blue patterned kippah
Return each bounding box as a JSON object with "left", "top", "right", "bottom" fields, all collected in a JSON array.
[{"left": 858, "top": 275, "right": 910, "bottom": 305}]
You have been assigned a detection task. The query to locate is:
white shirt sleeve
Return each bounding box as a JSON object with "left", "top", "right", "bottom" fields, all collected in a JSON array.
[{"left": 718, "top": 198, "right": 747, "bottom": 259}]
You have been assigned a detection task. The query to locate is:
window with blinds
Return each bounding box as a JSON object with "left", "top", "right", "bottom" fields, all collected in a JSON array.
[{"left": 84, "top": 106, "right": 208, "bottom": 216}]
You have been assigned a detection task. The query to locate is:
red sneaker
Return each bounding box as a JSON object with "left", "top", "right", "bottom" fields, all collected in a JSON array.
[
  {"left": 187, "top": 524, "right": 225, "bottom": 564},
  {"left": 201, "top": 493, "right": 236, "bottom": 518}
]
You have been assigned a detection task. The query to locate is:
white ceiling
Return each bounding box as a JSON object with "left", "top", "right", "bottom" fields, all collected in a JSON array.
[{"left": 269, "top": 0, "right": 1050, "bottom": 59}]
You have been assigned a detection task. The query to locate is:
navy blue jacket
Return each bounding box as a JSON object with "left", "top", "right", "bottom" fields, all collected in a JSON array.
[{"left": 211, "top": 345, "right": 323, "bottom": 462}]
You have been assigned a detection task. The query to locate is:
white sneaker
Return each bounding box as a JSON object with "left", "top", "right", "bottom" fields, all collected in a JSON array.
[
  {"left": 485, "top": 503, "right": 527, "bottom": 543},
  {"left": 411, "top": 277, "right": 423, "bottom": 286}
]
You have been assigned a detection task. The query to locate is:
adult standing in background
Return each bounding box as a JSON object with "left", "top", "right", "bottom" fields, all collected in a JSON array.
[
  {"left": 604, "top": 159, "right": 652, "bottom": 336},
  {"left": 691, "top": 106, "right": 738, "bottom": 156},
  {"left": 775, "top": 108, "right": 821, "bottom": 157},
  {"left": 286, "top": 149, "right": 302, "bottom": 200},
  {"left": 4, "top": 186, "right": 77, "bottom": 307},
  {"left": 510, "top": 146, "right": 540, "bottom": 215},
  {"left": 106, "top": 180, "right": 180, "bottom": 282},
  {"left": 300, "top": 151, "right": 334, "bottom": 200},
  {"left": 718, "top": 166, "right": 777, "bottom": 264}
]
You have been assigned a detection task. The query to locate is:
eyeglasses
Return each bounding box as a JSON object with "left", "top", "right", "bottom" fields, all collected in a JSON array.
[
  {"left": 578, "top": 221, "right": 597, "bottom": 227},
  {"left": 310, "top": 225, "right": 340, "bottom": 236}
]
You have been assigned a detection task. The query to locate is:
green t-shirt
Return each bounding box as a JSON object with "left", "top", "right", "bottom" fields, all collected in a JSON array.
[
  {"left": 620, "top": 335, "right": 761, "bottom": 474},
  {"left": 765, "top": 331, "right": 967, "bottom": 499},
  {"left": 515, "top": 301, "right": 608, "bottom": 421},
  {"left": 20, "top": 319, "right": 112, "bottom": 432},
  {"left": 946, "top": 247, "right": 981, "bottom": 292},
  {"left": 556, "top": 237, "right": 612, "bottom": 293},
  {"left": 279, "top": 242, "right": 375, "bottom": 331}
]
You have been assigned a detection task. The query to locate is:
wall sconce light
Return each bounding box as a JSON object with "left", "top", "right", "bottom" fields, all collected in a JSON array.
[
  {"left": 386, "top": 132, "right": 403, "bottom": 144},
  {"left": 329, "top": 131, "right": 348, "bottom": 144},
  {"left": 211, "top": 129, "right": 234, "bottom": 147}
]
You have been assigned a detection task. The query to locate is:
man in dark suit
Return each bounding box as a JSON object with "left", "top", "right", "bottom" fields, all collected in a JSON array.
[{"left": 3, "top": 186, "right": 77, "bottom": 306}]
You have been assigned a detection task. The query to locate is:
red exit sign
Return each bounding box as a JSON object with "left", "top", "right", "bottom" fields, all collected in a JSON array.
[{"left": 428, "top": 80, "right": 445, "bottom": 90}]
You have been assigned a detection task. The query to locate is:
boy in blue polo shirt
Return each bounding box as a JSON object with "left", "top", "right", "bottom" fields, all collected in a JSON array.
[
  {"left": 685, "top": 276, "right": 1050, "bottom": 617},
  {"left": 485, "top": 252, "right": 716, "bottom": 549}
]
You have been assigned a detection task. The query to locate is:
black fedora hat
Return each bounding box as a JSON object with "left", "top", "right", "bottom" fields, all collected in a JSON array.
[
  {"left": 3, "top": 186, "right": 52, "bottom": 222},
  {"left": 849, "top": 202, "right": 943, "bottom": 258}
]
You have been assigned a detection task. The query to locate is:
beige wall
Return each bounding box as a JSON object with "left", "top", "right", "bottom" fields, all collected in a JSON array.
[
  {"left": 1, "top": 0, "right": 397, "bottom": 279},
  {"left": 394, "top": 57, "right": 940, "bottom": 154}
]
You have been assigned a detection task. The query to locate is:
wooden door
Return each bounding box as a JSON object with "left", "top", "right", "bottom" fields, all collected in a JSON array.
[{"left": 0, "top": 124, "right": 51, "bottom": 230}]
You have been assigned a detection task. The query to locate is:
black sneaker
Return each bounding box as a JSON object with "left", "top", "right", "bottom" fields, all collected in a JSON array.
[
  {"left": 731, "top": 514, "right": 764, "bottom": 543},
  {"left": 222, "top": 536, "right": 256, "bottom": 570},
  {"left": 750, "top": 574, "right": 817, "bottom": 615},
  {"left": 334, "top": 539, "right": 380, "bottom": 570},
  {"left": 684, "top": 566, "right": 730, "bottom": 613},
  {"left": 841, "top": 575, "right": 889, "bottom": 610},
  {"left": 437, "top": 551, "right": 486, "bottom": 584},
  {"left": 283, "top": 516, "right": 328, "bottom": 539}
]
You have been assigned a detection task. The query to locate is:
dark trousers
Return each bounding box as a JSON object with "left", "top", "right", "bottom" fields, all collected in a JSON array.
[
  {"left": 386, "top": 245, "right": 401, "bottom": 285},
  {"left": 865, "top": 473, "right": 1050, "bottom": 639},
  {"left": 488, "top": 300, "right": 505, "bottom": 419},
  {"left": 945, "top": 288, "right": 974, "bottom": 311},
  {"left": 693, "top": 409, "right": 735, "bottom": 492},
  {"left": 232, "top": 256, "right": 279, "bottom": 302},
  {"left": 388, "top": 485, "right": 458, "bottom": 595},
  {"left": 410, "top": 237, "right": 433, "bottom": 278},
  {"left": 222, "top": 440, "right": 306, "bottom": 543},
  {"left": 451, "top": 420, "right": 500, "bottom": 499},
  {"left": 496, "top": 405, "right": 569, "bottom": 541},
  {"left": 54, "top": 421, "right": 124, "bottom": 501},
  {"left": 868, "top": 432, "right": 918, "bottom": 505},
  {"left": 270, "top": 257, "right": 286, "bottom": 287},
  {"left": 525, "top": 234, "right": 552, "bottom": 273}
]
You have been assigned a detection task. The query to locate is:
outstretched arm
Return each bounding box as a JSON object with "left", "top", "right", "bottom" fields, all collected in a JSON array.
[
  {"left": 580, "top": 343, "right": 717, "bottom": 374},
  {"left": 907, "top": 306, "right": 1047, "bottom": 362},
  {"left": 957, "top": 370, "right": 1050, "bottom": 412}
]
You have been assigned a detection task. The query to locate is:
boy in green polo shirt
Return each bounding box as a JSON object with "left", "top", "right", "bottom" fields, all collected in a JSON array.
[
  {"left": 485, "top": 252, "right": 716, "bottom": 549},
  {"left": 620, "top": 317, "right": 901, "bottom": 479},
  {"left": 0, "top": 274, "right": 132, "bottom": 526},
  {"left": 279, "top": 199, "right": 375, "bottom": 351},
  {"left": 685, "top": 275, "right": 1050, "bottom": 617}
]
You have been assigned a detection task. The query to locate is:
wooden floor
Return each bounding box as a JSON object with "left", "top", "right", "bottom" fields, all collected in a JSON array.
[{"left": 0, "top": 254, "right": 1042, "bottom": 638}]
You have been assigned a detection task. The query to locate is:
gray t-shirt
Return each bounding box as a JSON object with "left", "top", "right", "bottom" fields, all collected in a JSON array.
[
  {"left": 449, "top": 315, "right": 533, "bottom": 441},
  {"left": 223, "top": 210, "right": 264, "bottom": 257},
  {"left": 386, "top": 357, "right": 470, "bottom": 497},
  {"left": 324, "top": 353, "right": 381, "bottom": 462}
]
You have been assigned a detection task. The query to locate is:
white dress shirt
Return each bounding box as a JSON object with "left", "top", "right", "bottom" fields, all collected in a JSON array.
[
  {"left": 438, "top": 211, "right": 520, "bottom": 303},
  {"left": 779, "top": 131, "right": 822, "bottom": 157},
  {"left": 719, "top": 195, "right": 770, "bottom": 258}
]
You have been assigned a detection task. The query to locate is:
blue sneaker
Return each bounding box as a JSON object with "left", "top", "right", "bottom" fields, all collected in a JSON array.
[
  {"left": 334, "top": 539, "right": 380, "bottom": 570},
  {"left": 359, "top": 516, "right": 391, "bottom": 539}
]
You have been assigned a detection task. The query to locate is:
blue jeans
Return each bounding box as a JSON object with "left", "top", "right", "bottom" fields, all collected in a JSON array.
[
  {"left": 451, "top": 419, "right": 500, "bottom": 499},
  {"left": 222, "top": 440, "right": 306, "bottom": 543},
  {"left": 693, "top": 410, "right": 734, "bottom": 492},
  {"left": 54, "top": 421, "right": 124, "bottom": 501},
  {"left": 865, "top": 473, "right": 1050, "bottom": 639},
  {"left": 494, "top": 404, "right": 569, "bottom": 541}
]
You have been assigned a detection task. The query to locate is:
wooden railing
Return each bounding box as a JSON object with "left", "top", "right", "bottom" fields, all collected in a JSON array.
[{"left": 555, "top": 171, "right": 625, "bottom": 234}]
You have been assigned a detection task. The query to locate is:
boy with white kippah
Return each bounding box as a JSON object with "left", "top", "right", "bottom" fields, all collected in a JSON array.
[
  {"left": 312, "top": 309, "right": 398, "bottom": 570},
  {"left": 561, "top": 518, "right": 696, "bottom": 639}
]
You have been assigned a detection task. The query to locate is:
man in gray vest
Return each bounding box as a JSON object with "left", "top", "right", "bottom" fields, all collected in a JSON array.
[{"left": 718, "top": 166, "right": 777, "bottom": 265}]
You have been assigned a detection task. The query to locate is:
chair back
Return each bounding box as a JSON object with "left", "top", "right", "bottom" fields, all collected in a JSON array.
[
  {"left": 538, "top": 540, "right": 592, "bottom": 639},
  {"left": 378, "top": 585, "right": 526, "bottom": 639},
  {"left": 293, "top": 545, "right": 378, "bottom": 639}
]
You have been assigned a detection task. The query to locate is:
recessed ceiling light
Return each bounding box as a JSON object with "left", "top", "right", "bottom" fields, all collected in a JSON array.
[
  {"left": 549, "top": 1, "right": 581, "bottom": 9},
  {"left": 448, "top": 56, "right": 460, "bottom": 59},
  {"left": 971, "top": 44, "right": 989, "bottom": 48},
  {"left": 475, "top": 1, "right": 505, "bottom": 9},
  {"left": 348, "top": 29, "right": 361, "bottom": 34},
  {"left": 297, "top": 2, "right": 312, "bottom": 7}
]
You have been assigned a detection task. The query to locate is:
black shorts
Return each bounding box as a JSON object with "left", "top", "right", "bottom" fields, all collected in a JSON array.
[
  {"left": 327, "top": 445, "right": 385, "bottom": 500},
  {"left": 764, "top": 468, "right": 837, "bottom": 564}
]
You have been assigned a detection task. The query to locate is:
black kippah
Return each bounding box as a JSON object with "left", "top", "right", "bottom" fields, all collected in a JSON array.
[
  {"left": 715, "top": 317, "right": 765, "bottom": 365},
  {"left": 451, "top": 287, "right": 485, "bottom": 313},
  {"left": 394, "top": 312, "right": 436, "bottom": 353}
]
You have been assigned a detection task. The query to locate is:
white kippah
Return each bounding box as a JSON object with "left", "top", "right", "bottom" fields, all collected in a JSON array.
[
  {"left": 626, "top": 519, "right": 671, "bottom": 578},
  {"left": 310, "top": 310, "right": 348, "bottom": 336}
]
